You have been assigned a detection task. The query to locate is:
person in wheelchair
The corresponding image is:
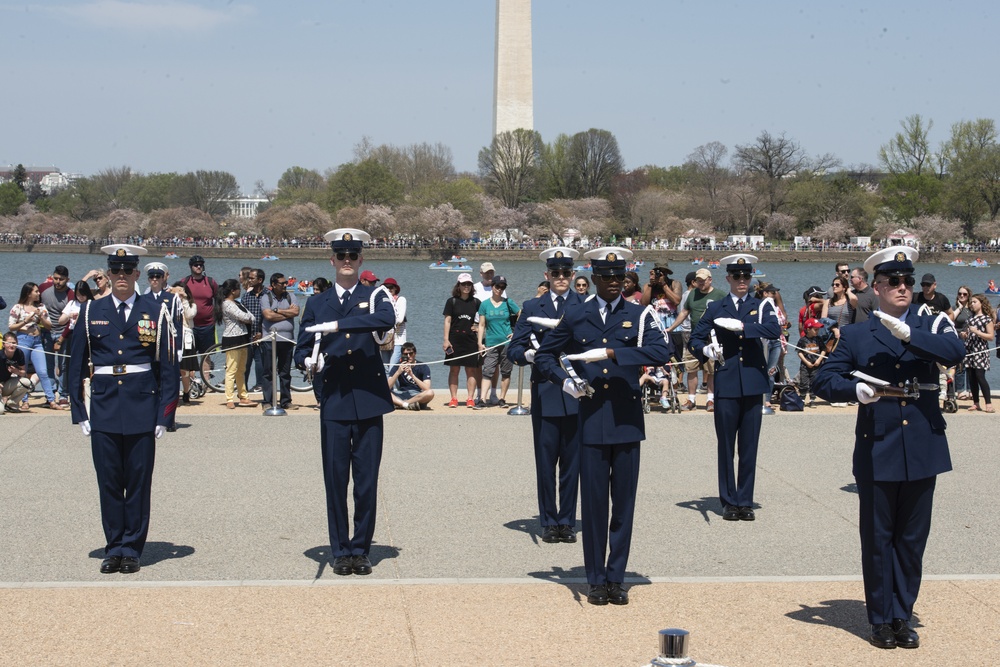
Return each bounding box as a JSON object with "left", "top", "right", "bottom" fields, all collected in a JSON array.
[{"left": 639, "top": 365, "right": 673, "bottom": 411}]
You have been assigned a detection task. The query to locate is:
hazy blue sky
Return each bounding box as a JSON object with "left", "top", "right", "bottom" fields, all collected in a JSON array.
[{"left": 3, "top": 1, "right": 996, "bottom": 192}]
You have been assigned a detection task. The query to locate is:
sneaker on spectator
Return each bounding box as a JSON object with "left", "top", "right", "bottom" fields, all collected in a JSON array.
[
  {"left": 448, "top": 398, "right": 459, "bottom": 408},
  {"left": 466, "top": 398, "right": 475, "bottom": 408},
  {"left": 473, "top": 399, "right": 486, "bottom": 410},
  {"left": 659, "top": 397, "right": 670, "bottom": 410},
  {"left": 497, "top": 399, "right": 507, "bottom": 408},
  {"left": 680, "top": 400, "right": 695, "bottom": 411}
]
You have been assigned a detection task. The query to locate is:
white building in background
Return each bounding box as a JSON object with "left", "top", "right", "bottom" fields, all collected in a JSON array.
[
  {"left": 224, "top": 196, "right": 269, "bottom": 218},
  {"left": 493, "top": 0, "right": 533, "bottom": 136}
]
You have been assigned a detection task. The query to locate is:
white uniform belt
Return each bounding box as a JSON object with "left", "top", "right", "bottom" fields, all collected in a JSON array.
[{"left": 93, "top": 364, "right": 152, "bottom": 375}]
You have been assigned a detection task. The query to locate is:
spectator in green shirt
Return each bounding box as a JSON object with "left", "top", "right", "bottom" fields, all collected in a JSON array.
[{"left": 476, "top": 275, "right": 519, "bottom": 409}]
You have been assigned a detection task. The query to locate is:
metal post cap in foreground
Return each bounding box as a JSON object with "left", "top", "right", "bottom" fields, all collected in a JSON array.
[{"left": 659, "top": 628, "right": 690, "bottom": 659}]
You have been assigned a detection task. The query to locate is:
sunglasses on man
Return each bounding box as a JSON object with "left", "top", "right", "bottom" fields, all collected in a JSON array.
[
  {"left": 597, "top": 273, "right": 626, "bottom": 282},
  {"left": 731, "top": 272, "right": 752, "bottom": 281},
  {"left": 335, "top": 252, "right": 360, "bottom": 262},
  {"left": 109, "top": 267, "right": 135, "bottom": 275},
  {"left": 549, "top": 269, "right": 573, "bottom": 279},
  {"left": 881, "top": 275, "right": 916, "bottom": 288}
]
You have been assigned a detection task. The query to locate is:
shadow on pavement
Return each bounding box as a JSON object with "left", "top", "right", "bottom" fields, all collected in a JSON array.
[
  {"left": 304, "top": 544, "right": 401, "bottom": 579},
  {"left": 88, "top": 541, "right": 195, "bottom": 567},
  {"left": 503, "top": 517, "right": 580, "bottom": 545},
  {"left": 785, "top": 599, "right": 872, "bottom": 639},
  {"left": 840, "top": 482, "right": 859, "bottom": 494}
]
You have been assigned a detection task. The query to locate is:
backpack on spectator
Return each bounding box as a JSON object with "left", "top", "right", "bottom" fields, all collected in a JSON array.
[{"left": 779, "top": 385, "right": 805, "bottom": 412}]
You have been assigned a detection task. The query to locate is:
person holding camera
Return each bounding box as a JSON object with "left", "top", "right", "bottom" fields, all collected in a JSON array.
[
  {"left": 641, "top": 262, "right": 682, "bottom": 361},
  {"left": 388, "top": 342, "right": 434, "bottom": 410}
]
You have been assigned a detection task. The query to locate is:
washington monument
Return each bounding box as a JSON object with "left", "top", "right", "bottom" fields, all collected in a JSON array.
[{"left": 493, "top": 0, "right": 533, "bottom": 136}]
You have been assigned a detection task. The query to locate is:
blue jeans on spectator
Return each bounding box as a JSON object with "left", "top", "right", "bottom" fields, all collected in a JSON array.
[
  {"left": 765, "top": 338, "right": 782, "bottom": 403},
  {"left": 17, "top": 333, "right": 56, "bottom": 403}
]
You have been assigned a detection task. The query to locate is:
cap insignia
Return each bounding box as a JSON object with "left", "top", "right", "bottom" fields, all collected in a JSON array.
[
  {"left": 116, "top": 248, "right": 127, "bottom": 257},
  {"left": 554, "top": 251, "right": 564, "bottom": 258},
  {"left": 343, "top": 233, "right": 353, "bottom": 241},
  {"left": 606, "top": 253, "right": 617, "bottom": 262},
  {"left": 895, "top": 251, "right": 905, "bottom": 262},
  {"left": 736, "top": 258, "right": 746, "bottom": 264}
]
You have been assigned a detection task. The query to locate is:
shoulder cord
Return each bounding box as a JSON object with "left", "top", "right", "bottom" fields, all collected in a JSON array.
[
  {"left": 155, "top": 298, "right": 178, "bottom": 363},
  {"left": 636, "top": 304, "right": 662, "bottom": 349},
  {"left": 370, "top": 285, "right": 394, "bottom": 345},
  {"left": 84, "top": 300, "right": 94, "bottom": 378}
]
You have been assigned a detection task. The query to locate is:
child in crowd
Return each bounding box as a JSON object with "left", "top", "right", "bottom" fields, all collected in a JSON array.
[{"left": 797, "top": 318, "right": 827, "bottom": 407}]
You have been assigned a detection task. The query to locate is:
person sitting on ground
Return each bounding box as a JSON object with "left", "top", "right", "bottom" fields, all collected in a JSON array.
[
  {"left": 387, "top": 342, "right": 434, "bottom": 411},
  {"left": 1, "top": 331, "right": 33, "bottom": 413},
  {"left": 797, "top": 318, "right": 827, "bottom": 407}
]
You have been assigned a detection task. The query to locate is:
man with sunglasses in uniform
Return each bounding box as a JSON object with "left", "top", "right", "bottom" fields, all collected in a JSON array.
[
  {"left": 690, "top": 253, "right": 781, "bottom": 523},
  {"left": 814, "top": 246, "right": 964, "bottom": 650},
  {"left": 509, "top": 247, "right": 584, "bottom": 545},
  {"left": 535, "top": 247, "right": 671, "bottom": 606},
  {"left": 294, "top": 228, "right": 396, "bottom": 577},
  {"left": 66, "top": 244, "right": 179, "bottom": 575}
]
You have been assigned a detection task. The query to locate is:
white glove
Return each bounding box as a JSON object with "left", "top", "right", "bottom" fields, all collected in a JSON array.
[
  {"left": 304, "top": 355, "right": 325, "bottom": 374},
  {"left": 566, "top": 348, "right": 609, "bottom": 363},
  {"left": 702, "top": 343, "right": 723, "bottom": 361},
  {"left": 874, "top": 310, "right": 911, "bottom": 342},
  {"left": 306, "top": 321, "right": 339, "bottom": 334},
  {"left": 524, "top": 349, "right": 536, "bottom": 363},
  {"left": 562, "top": 378, "right": 585, "bottom": 399},
  {"left": 527, "top": 316, "right": 561, "bottom": 330},
  {"left": 855, "top": 382, "right": 880, "bottom": 405},
  {"left": 80, "top": 420, "right": 91, "bottom": 436},
  {"left": 155, "top": 425, "right": 166, "bottom": 439},
  {"left": 714, "top": 317, "right": 744, "bottom": 332}
]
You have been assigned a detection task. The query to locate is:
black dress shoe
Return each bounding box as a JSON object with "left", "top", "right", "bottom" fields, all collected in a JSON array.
[
  {"left": 100, "top": 556, "right": 122, "bottom": 574},
  {"left": 722, "top": 505, "right": 740, "bottom": 521},
  {"left": 587, "top": 584, "right": 609, "bottom": 606},
  {"left": 352, "top": 555, "right": 373, "bottom": 575},
  {"left": 333, "top": 556, "right": 354, "bottom": 576},
  {"left": 868, "top": 623, "right": 897, "bottom": 649},
  {"left": 542, "top": 526, "right": 560, "bottom": 543},
  {"left": 166, "top": 424, "right": 177, "bottom": 433},
  {"left": 738, "top": 506, "right": 756, "bottom": 521},
  {"left": 607, "top": 582, "right": 629, "bottom": 605},
  {"left": 558, "top": 525, "right": 577, "bottom": 543},
  {"left": 891, "top": 618, "right": 920, "bottom": 648},
  {"left": 119, "top": 556, "right": 140, "bottom": 574}
]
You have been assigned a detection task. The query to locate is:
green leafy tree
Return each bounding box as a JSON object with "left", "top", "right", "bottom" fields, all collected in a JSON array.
[
  {"left": 941, "top": 119, "right": 1000, "bottom": 226},
  {"left": 879, "top": 171, "right": 943, "bottom": 221},
  {"left": 0, "top": 181, "right": 27, "bottom": 215},
  {"left": 879, "top": 114, "right": 935, "bottom": 176},
  {"left": 538, "top": 133, "right": 576, "bottom": 200},
  {"left": 325, "top": 160, "right": 403, "bottom": 211},
  {"left": 568, "top": 128, "right": 624, "bottom": 198},
  {"left": 12, "top": 164, "right": 27, "bottom": 191},
  {"left": 410, "top": 177, "right": 484, "bottom": 223},
  {"left": 119, "top": 172, "right": 179, "bottom": 213},
  {"left": 274, "top": 166, "right": 326, "bottom": 207}
]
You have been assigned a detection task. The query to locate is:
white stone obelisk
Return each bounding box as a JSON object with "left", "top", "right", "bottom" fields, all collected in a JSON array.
[{"left": 493, "top": 0, "right": 533, "bottom": 136}]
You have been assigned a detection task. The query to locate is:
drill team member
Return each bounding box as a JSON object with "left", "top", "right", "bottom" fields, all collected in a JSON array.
[
  {"left": 509, "top": 247, "right": 584, "bottom": 544},
  {"left": 67, "top": 244, "right": 179, "bottom": 574}
]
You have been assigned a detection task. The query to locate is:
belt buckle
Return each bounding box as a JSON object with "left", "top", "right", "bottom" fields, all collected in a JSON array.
[{"left": 112, "top": 364, "right": 127, "bottom": 376}]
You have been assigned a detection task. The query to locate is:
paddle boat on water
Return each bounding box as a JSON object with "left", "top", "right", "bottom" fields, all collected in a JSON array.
[
  {"left": 691, "top": 257, "right": 704, "bottom": 265},
  {"left": 448, "top": 255, "right": 468, "bottom": 263},
  {"left": 164, "top": 252, "right": 180, "bottom": 259},
  {"left": 948, "top": 258, "right": 968, "bottom": 267},
  {"left": 447, "top": 264, "right": 474, "bottom": 272},
  {"left": 987, "top": 280, "right": 1000, "bottom": 295},
  {"left": 753, "top": 268, "right": 766, "bottom": 279},
  {"left": 574, "top": 263, "right": 593, "bottom": 272},
  {"left": 261, "top": 253, "right": 279, "bottom": 261},
  {"left": 971, "top": 257, "right": 989, "bottom": 268},
  {"left": 429, "top": 261, "right": 451, "bottom": 269},
  {"left": 295, "top": 280, "right": 314, "bottom": 296},
  {"left": 707, "top": 260, "right": 720, "bottom": 269}
]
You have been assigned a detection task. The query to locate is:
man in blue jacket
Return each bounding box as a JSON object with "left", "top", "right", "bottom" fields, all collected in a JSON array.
[
  {"left": 689, "top": 253, "right": 781, "bottom": 522},
  {"left": 294, "top": 228, "right": 396, "bottom": 577},
  {"left": 66, "top": 244, "right": 179, "bottom": 574},
  {"left": 814, "top": 246, "right": 964, "bottom": 650},
  {"left": 535, "top": 247, "right": 671, "bottom": 606},
  {"left": 509, "top": 247, "right": 584, "bottom": 545}
]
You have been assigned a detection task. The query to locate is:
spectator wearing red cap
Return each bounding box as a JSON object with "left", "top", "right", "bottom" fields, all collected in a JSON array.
[
  {"left": 797, "top": 318, "right": 826, "bottom": 407},
  {"left": 359, "top": 270, "right": 379, "bottom": 288}
]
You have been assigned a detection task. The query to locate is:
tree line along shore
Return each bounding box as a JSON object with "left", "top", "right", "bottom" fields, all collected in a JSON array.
[{"left": 0, "top": 243, "right": 970, "bottom": 265}]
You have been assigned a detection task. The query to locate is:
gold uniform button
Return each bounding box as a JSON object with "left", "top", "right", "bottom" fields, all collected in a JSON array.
[
  {"left": 739, "top": 357, "right": 743, "bottom": 362},
  {"left": 900, "top": 400, "right": 907, "bottom": 407},
  {"left": 895, "top": 364, "right": 901, "bottom": 369},
  {"left": 582, "top": 338, "right": 587, "bottom": 343},
  {"left": 902, "top": 419, "right": 909, "bottom": 426},
  {"left": 118, "top": 350, "right": 123, "bottom": 355},
  {"left": 345, "top": 333, "right": 350, "bottom": 339},
  {"left": 898, "top": 382, "right": 904, "bottom": 387},
  {"left": 603, "top": 383, "right": 609, "bottom": 389},
  {"left": 349, "top": 365, "right": 355, "bottom": 371},
  {"left": 119, "top": 334, "right": 124, "bottom": 340},
  {"left": 602, "top": 338, "right": 608, "bottom": 343},
  {"left": 602, "top": 368, "right": 608, "bottom": 374},
  {"left": 118, "top": 380, "right": 123, "bottom": 385},
  {"left": 347, "top": 349, "right": 352, "bottom": 355}
]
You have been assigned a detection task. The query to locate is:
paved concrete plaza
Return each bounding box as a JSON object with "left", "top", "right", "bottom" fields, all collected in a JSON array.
[{"left": 1, "top": 404, "right": 999, "bottom": 665}]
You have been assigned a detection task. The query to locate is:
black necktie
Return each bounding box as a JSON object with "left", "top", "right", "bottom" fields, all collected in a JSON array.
[
  {"left": 555, "top": 295, "right": 565, "bottom": 315},
  {"left": 736, "top": 298, "right": 744, "bottom": 315},
  {"left": 118, "top": 301, "right": 128, "bottom": 326},
  {"left": 341, "top": 290, "right": 351, "bottom": 306}
]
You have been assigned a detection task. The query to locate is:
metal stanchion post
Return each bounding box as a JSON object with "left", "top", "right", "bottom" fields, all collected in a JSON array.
[
  {"left": 263, "top": 330, "right": 287, "bottom": 417},
  {"left": 507, "top": 364, "right": 530, "bottom": 415}
]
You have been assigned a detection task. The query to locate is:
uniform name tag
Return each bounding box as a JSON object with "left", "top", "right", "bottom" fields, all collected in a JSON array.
[
  {"left": 358, "top": 302, "right": 369, "bottom": 309},
  {"left": 90, "top": 320, "right": 109, "bottom": 325},
  {"left": 749, "top": 310, "right": 757, "bottom": 316},
  {"left": 622, "top": 321, "right": 633, "bottom": 328}
]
